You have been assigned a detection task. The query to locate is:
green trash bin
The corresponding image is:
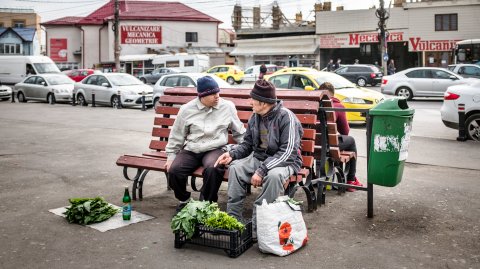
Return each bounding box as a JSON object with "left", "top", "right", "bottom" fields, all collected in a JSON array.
[{"left": 368, "top": 98, "right": 414, "bottom": 187}]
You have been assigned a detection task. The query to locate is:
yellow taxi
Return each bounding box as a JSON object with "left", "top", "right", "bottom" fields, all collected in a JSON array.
[
  {"left": 205, "top": 65, "right": 244, "bottom": 85},
  {"left": 267, "top": 70, "right": 385, "bottom": 122},
  {"left": 264, "top": 66, "right": 317, "bottom": 80}
]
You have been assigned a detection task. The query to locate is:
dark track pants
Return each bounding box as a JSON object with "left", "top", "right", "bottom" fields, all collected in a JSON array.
[{"left": 339, "top": 135, "right": 357, "bottom": 181}]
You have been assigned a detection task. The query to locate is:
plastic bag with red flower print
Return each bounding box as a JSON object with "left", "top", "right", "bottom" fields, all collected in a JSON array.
[{"left": 256, "top": 196, "right": 308, "bottom": 256}]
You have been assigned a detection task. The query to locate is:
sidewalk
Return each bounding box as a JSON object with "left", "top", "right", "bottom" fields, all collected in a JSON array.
[{"left": 0, "top": 102, "right": 478, "bottom": 269}]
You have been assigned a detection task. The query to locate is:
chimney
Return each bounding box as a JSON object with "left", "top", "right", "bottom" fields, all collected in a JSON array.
[
  {"left": 393, "top": 0, "right": 405, "bottom": 7},
  {"left": 323, "top": 1, "right": 332, "bottom": 11},
  {"left": 253, "top": 6, "right": 261, "bottom": 29},
  {"left": 336, "top": 6, "right": 344, "bottom": 11},
  {"left": 295, "top": 11, "right": 302, "bottom": 24},
  {"left": 314, "top": 3, "right": 323, "bottom": 12},
  {"left": 232, "top": 4, "right": 242, "bottom": 31}
]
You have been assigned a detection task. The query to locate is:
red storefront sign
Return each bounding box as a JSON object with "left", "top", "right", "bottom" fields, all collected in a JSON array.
[
  {"left": 121, "top": 25, "right": 162, "bottom": 44},
  {"left": 409, "top": 37, "right": 459, "bottom": 52},
  {"left": 320, "top": 32, "right": 404, "bottom": 48},
  {"left": 50, "top": 38, "right": 67, "bottom": 62},
  {"left": 348, "top": 32, "right": 404, "bottom": 45}
]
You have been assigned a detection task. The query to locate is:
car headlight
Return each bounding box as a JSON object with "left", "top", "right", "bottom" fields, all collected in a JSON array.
[{"left": 342, "top": 97, "right": 367, "bottom": 104}]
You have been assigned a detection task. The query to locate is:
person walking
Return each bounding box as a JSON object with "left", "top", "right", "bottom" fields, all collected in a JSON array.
[
  {"left": 215, "top": 80, "right": 304, "bottom": 233},
  {"left": 387, "top": 59, "right": 396, "bottom": 75},
  {"left": 334, "top": 58, "right": 342, "bottom": 70},
  {"left": 319, "top": 82, "right": 363, "bottom": 192},
  {"left": 165, "top": 76, "right": 246, "bottom": 212},
  {"left": 326, "top": 59, "right": 335, "bottom": 72}
]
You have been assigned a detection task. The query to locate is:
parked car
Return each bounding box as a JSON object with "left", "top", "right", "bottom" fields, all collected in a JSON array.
[
  {"left": 0, "top": 55, "right": 61, "bottom": 85},
  {"left": 64, "top": 69, "right": 101, "bottom": 82},
  {"left": 440, "top": 81, "right": 480, "bottom": 141},
  {"left": 152, "top": 73, "right": 231, "bottom": 107},
  {"left": 74, "top": 73, "right": 153, "bottom": 108},
  {"left": 381, "top": 67, "right": 476, "bottom": 100},
  {"left": 447, "top": 64, "right": 480, "bottom": 79},
  {"left": 205, "top": 65, "right": 244, "bottom": 85},
  {"left": 0, "top": 81, "right": 12, "bottom": 101},
  {"left": 243, "top": 64, "right": 281, "bottom": 82},
  {"left": 14, "top": 74, "right": 74, "bottom": 103},
  {"left": 264, "top": 66, "right": 317, "bottom": 80},
  {"left": 138, "top": 67, "right": 182, "bottom": 84},
  {"left": 266, "top": 70, "right": 385, "bottom": 122},
  {"left": 334, "top": 64, "right": 383, "bottom": 87}
]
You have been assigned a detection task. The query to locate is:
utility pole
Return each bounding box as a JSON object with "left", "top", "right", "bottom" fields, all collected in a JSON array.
[
  {"left": 114, "top": 0, "right": 120, "bottom": 72},
  {"left": 376, "top": 0, "right": 389, "bottom": 76}
]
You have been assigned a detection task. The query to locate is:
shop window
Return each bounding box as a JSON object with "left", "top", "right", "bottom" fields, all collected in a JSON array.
[
  {"left": 360, "top": 44, "right": 372, "bottom": 56},
  {"left": 184, "top": 60, "right": 194, "bottom": 67},
  {"left": 435, "top": 14, "right": 457, "bottom": 31},
  {"left": 12, "top": 20, "right": 26, "bottom": 28},
  {"left": 186, "top": 32, "right": 198, "bottom": 43}
]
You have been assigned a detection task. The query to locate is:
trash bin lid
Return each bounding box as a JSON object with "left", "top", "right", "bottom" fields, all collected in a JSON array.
[{"left": 369, "top": 98, "right": 415, "bottom": 116}]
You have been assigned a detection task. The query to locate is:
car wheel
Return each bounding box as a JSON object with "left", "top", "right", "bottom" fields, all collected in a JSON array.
[
  {"left": 465, "top": 113, "right": 480, "bottom": 141},
  {"left": 226, "top": 77, "right": 235, "bottom": 85},
  {"left": 356, "top": 78, "right": 367, "bottom": 87},
  {"left": 17, "top": 91, "right": 27, "bottom": 103},
  {"left": 395, "top": 87, "right": 413, "bottom": 101},
  {"left": 111, "top": 95, "right": 122, "bottom": 108},
  {"left": 236, "top": 80, "right": 243, "bottom": 85},
  {"left": 47, "top": 93, "right": 55, "bottom": 104},
  {"left": 77, "top": 93, "right": 88, "bottom": 106},
  {"left": 140, "top": 78, "right": 147, "bottom": 84},
  {"left": 153, "top": 97, "right": 160, "bottom": 110}
]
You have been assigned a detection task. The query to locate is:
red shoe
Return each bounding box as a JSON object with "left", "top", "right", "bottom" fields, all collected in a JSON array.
[{"left": 346, "top": 178, "right": 363, "bottom": 192}]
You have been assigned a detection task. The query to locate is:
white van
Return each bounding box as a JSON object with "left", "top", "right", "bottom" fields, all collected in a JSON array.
[
  {"left": 152, "top": 54, "right": 209, "bottom": 73},
  {"left": 0, "top": 56, "right": 61, "bottom": 85}
]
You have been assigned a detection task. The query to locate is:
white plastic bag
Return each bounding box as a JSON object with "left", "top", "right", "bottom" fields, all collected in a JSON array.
[{"left": 256, "top": 196, "right": 308, "bottom": 256}]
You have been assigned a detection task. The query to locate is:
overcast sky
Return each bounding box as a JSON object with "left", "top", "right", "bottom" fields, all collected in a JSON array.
[{"left": 3, "top": 0, "right": 381, "bottom": 28}]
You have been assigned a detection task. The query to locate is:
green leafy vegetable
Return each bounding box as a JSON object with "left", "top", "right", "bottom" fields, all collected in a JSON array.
[
  {"left": 171, "top": 200, "right": 219, "bottom": 239},
  {"left": 204, "top": 211, "right": 244, "bottom": 232},
  {"left": 64, "top": 197, "right": 119, "bottom": 225}
]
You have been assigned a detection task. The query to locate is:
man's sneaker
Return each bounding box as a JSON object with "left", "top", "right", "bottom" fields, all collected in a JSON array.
[
  {"left": 346, "top": 178, "right": 363, "bottom": 192},
  {"left": 175, "top": 201, "right": 188, "bottom": 214}
]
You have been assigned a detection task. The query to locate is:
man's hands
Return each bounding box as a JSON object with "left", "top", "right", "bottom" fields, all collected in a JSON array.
[
  {"left": 251, "top": 172, "right": 263, "bottom": 188},
  {"left": 164, "top": 159, "right": 173, "bottom": 172},
  {"left": 214, "top": 152, "right": 232, "bottom": 167}
]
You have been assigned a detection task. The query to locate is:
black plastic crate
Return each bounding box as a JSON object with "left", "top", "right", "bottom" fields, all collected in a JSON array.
[{"left": 174, "top": 220, "right": 253, "bottom": 258}]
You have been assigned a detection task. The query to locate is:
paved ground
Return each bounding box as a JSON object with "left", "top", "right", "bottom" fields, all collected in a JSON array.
[{"left": 0, "top": 101, "right": 479, "bottom": 269}]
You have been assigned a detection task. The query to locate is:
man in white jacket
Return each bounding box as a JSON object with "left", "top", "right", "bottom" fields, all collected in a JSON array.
[{"left": 164, "top": 76, "right": 245, "bottom": 212}]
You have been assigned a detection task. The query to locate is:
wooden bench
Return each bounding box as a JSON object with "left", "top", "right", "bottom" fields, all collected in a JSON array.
[{"left": 116, "top": 90, "right": 323, "bottom": 211}]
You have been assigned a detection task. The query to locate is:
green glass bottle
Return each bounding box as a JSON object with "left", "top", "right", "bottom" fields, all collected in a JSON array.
[{"left": 122, "top": 186, "right": 131, "bottom": 221}]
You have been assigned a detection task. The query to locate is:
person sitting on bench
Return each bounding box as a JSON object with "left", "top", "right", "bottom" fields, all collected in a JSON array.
[
  {"left": 164, "top": 76, "right": 246, "bottom": 212},
  {"left": 319, "top": 82, "right": 363, "bottom": 191}
]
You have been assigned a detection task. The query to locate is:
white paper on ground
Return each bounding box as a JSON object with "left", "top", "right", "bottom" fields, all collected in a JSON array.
[{"left": 49, "top": 204, "right": 154, "bottom": 232}]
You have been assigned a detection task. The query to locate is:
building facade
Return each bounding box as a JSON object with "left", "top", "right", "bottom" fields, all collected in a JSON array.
[
  {"left": 316, "top": 0, "right": 480, "bottom": 71},
  {"left": 42, "top": 0, "right": 221, "bottom": 74},
  {"left": 0, "top": 8, "right": 41, "bottom": 56}
]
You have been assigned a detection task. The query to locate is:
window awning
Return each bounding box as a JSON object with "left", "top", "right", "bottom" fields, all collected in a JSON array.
[{"left": 230, "top": 44, "right": 319, "bottom": 56}]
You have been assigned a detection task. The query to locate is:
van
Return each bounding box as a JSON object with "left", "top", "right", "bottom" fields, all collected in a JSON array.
[
  {"left": 243, "top": 64, "right": 281, "bottom": 82},
  {"left": 0, "top": 56, "right": 61, "bottom": 85},
  {"left": 152, "top": 54, "right": 209, "bottom": 73}
]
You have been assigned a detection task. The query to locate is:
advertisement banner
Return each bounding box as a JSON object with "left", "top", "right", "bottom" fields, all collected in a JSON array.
[
  {"left": 50, "top": 38, "right": 67, "bottom": 62},
  {"left": 408, "top": 37, "right": 459, "bottom": 52},
  {"left": 121, "top": 25, "right": 162, "bottom": 44}
]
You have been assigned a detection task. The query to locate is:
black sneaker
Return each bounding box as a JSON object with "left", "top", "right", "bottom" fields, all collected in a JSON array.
[{"left": 175, "top": 202, "right": 188, "bottom": 214}]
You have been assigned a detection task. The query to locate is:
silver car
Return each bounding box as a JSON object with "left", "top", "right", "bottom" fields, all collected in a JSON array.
[
  {"left": 138, "top": 67, "right": 182, "bottom": 84},
  {"left": 15, "top": 74, "right": 74, "bottom": 103},
  {"left": 381, "top": 67, "right": 475, "bottom": 100},
  {"left": 447, "top": 64, "right": 480, "bottom": 79},
  {"left": 0, "top": 83, "right": 12, "bottom": 101},
  {"left": 74, "top": 73, "right": 153, "bottom": 108},
  {"left": 152, "top": 73, "right": 231, "bottom": 107}
]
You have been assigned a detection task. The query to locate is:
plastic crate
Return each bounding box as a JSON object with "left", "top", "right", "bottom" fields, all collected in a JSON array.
[{"left": 174, "top": 220, "right": 253, "bottom": 258}]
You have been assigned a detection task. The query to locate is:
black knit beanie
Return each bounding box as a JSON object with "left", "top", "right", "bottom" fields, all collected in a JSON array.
[{"left": 250, "top": 80, "right": 277, "bottom": 104}]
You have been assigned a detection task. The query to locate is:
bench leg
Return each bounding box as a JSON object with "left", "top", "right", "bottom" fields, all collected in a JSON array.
[
  {"left": 165, "top": 172, "right": 171, "bottom": 191},
  {"left": 138, "top": 169, "right": 151, "bottom": 201},
  {"left": 122, "top": 167, "right": 144, "bottom": 181},
  {"left": 190, "top": 176, "right": 201, "bottom": 192},
  {"left": 286, "top": 183, "right": 315, "bottom": 213}
]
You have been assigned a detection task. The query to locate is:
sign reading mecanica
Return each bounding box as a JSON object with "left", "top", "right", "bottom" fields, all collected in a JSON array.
[{"left": 121, "top": 25, "right": 162, "bottom": 44}]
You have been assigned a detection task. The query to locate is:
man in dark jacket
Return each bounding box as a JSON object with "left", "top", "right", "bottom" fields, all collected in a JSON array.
[
  {"left": 319, "top": 82, "right": 363, "bottom": 191},
  {"left": 215, "top": 80, "right": 303, "bottom": 230}
]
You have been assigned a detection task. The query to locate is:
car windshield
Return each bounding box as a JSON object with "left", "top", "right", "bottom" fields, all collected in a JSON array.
[
  {"left": 46, "top": 75, "right": 73, "bottom": 85},
  {"left": 314, "top": 72, "right": 357, "bottom": 89},
  {"left": 108, "top": 74, "right": 142, "bottom": 86},
  {"left": 34, "top": 63, "right": 60, "bottom": 74}
]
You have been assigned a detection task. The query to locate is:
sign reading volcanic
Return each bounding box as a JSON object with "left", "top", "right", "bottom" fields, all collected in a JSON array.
[{"left": 121, "top": 25, "right": 162, "bottom": 44}]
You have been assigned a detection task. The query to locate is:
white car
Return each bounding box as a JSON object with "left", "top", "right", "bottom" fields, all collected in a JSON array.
[
  {"left": 243, "top": 64, "right": 281, "bottom": 82},
  {"left": 447, "top": 64, "right": 480, "bottom": 79},
  {"left": 440, "top": 81, "right": 480, "bottom": 141},
  {"left": 152, "top": 73, "right": 232, "bottom": 106},
  {"left": 0, "top": 83, "right": 12, "bottom": 101},
  {"left": 381, "top": 67, "right": 475, "bottom": 100},
  {"left": 74, "top": 73, "right": 153, "bottom": 108},
  {"left": 14, "top": 74, "right": 74, "bottom": 103}
]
